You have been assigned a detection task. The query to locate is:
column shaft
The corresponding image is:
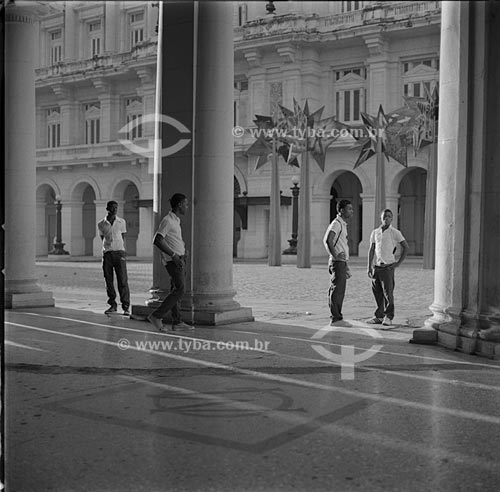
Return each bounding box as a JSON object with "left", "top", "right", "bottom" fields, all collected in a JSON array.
[
  {"left": 192, "top": 1, "right": 253, "bottom": 322},
  {"left": 5, "top": 6, "right": 54, "bottom": 307}
]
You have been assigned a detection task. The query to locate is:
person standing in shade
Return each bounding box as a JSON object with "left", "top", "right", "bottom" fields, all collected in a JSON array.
[
  {"left": 147, "top": 193, "right": 193, "bottom": 332},
  {"left": 366, "top": 209, "right": 409, "bottom": 327},
  {"left": 323, "top": 199, "right": 354, "bottom": 327},
  {"left": 97, "top": 201, "right": 130, "bottom": 316}
]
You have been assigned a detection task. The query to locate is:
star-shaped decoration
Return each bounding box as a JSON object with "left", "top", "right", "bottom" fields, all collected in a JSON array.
[
  {"left": 245, "top": 114, "right": 298, "bottom": 169},
  {"left": 404, "top": 83, "right": 439, "bottom": 154},
  {"left": 351, "top": 105, "right": 410, "bottom": 168},
  {"left": 277, "top": 99, "right": 342, "bottom": 171}
]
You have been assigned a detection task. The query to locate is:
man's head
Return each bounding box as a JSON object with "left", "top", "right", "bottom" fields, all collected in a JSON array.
[
  {"left": 380, "top": 209, "right": 393, "bottom": 227},
  {"left": 337, "top": 199, "right": 354, "bottom": 220},
  {"left": 170, "top": 193, "right": 188, "bottom": 216},
  {"left": 106, "top": 201, "right": 118, "bottom": 216}
]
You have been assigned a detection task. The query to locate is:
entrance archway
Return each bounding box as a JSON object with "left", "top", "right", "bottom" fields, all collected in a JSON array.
[
  {"left": 398, "top": 167, "right": 427, "bottom": 255},
  {"left": 330, "top": 171, "right": 362, "bottom": 256}
]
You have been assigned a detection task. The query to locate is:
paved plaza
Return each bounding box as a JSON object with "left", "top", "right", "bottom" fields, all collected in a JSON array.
[
  {"left": 5, "top": 257, "right": 500, "bottom": 492},
  {"left": 34, "top": 256, "right": 434, "bottom": 332}
]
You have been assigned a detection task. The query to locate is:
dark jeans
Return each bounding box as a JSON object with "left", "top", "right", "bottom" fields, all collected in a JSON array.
[
  {"left": 328, "top": 260, "right": 347, "bottom": 322},
  {"left": 372, "top": 264, "right": 395, "bottom": 320},
  {"left": 151, "top": 260, "right": 185, "bottom": 322},
  {"left": 102, "top": 250, "right": 130, "bottom": 310}
]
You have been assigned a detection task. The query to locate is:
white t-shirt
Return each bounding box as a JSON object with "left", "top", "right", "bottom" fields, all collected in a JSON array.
[
  {"left": 97, "top": 216, "right": 127, "bottom": 252},
  {"left": 156, "top": 210, "right": 185, "bottom": 265},
  {"left": 324, "top": 215, "right": 349, "bottom": 261},
  {"left": 370, "top": 225, "right": 405, "bottom": 265}
]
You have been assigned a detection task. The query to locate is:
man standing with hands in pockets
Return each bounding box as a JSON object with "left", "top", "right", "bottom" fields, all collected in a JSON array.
[
  {"left": 147, "top": 193, "right": 193, "bottom": 332},
  {"left": 366, "top": 209, "right": 409, "bottom": 327},
  {"left": 323, "top": 199, "right": 354, "bottom": 327}
]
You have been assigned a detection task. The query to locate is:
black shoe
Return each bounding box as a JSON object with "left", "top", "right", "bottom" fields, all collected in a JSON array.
[
  {"left": 104, "top": 306, "right": 117, "bottom": 314},
  {"left": 123, "top": 309, "right": 130, "bottom": 316}
]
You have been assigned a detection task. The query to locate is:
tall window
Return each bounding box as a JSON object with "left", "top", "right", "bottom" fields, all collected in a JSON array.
[
  {"left": 49, "top": 29, "right": 63, "bottom": 65},
  {"left": 84, "top": 103, "right": 101, "bottom": 145},
  {"left": 125, "top": 97, "right": 143, "bottom": 139},
  {"left": 342, "top": 1, "right": 363, "bottom": 12},
  {"left": 130, "top": 11, "right": 145, "bottom": 48},
  {"left": 402, "top": 57, "right": 439, "bottom": 98},
  {"left": 88, "top": 20, "right": 102, "bottom": 57},
  {"left": 334, "top": 67, "right": 366, "bottom": 123},
  {"left": 47, "top": 108, "right": 61, "bottom": 148}
]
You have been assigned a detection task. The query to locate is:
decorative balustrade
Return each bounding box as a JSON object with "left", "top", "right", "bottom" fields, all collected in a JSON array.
[
  {"left": 240, "top": 1, "right": 440, "bottom": 41},
  {"left": 36, "top": 40, "right": 158, "bottom": 79}
]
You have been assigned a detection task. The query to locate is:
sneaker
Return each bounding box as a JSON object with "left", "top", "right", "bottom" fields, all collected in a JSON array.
[
  {"left": 123, "top": 309, "right": 131, "bottom": 317},
  {"left": 382, "top": 316, "right": 392, "bottom": 326},
  {"left": 104, "top": 306, "right": 117, "bottom": 315},
  {"left": 329, "top": 319, "right": 352, "bottom": 327},
  {"left": 147, "top": 314, "right": 166, "bottom": 332},
  {"left": 366, "top": 317, "right": 382, "bottom": 324},
  {"left": 172, "top": 321, "right": 193, "bottom": 331}
]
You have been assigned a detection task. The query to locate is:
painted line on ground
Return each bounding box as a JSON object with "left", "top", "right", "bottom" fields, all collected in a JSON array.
[
  {"left": 6, "top": 320, "right": 500, "bottom": 426},
  {"left": 9, "top": 312, "right": 500, "bottom": 392}
]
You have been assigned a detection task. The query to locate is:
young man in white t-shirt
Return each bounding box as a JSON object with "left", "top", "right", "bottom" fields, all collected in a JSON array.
[
  {"left": 147, "top": 193, "right": 193, "bottom": 332},
  {"left": 97, "top": 201, "right": 130, "bottom": 315},
  {"left": 366, "top": 209, "right": 409, "bottom": 326},
  {"left": 323, "top": 199, "right": 354, "bottom": 327}
]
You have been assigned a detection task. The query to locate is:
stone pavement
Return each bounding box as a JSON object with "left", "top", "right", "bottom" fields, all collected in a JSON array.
[{"left": 35, "top": 255, "right": 433, "bottom": 336}]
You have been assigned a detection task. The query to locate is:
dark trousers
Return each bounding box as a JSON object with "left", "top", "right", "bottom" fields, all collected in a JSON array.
[
  {"left": 372, "top": 265, "right": 395, "bottom": 320},
  {"left": 102, "top": 250, "right": 130, "bottom": 310},
  {"left": 151, "top": 260, "right": 185, "bottom": 322},
  {"left": 328, "top": 260, "right": 347, "bottom": 322}
]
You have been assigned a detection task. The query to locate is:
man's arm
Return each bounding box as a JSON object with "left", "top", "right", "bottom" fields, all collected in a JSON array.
[
  {"left": 153, "top": 233, "right": 182, "bottom": 266},
  {"left": 368, "top": 243, "right": 375, "bottom": 277},
  {"left": 394, "top": 240, "right": 409, "bottom": 267}
]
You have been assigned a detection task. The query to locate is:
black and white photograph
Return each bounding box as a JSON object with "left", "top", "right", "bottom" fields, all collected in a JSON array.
[{"left": 3, "top": 1, "right": 500, "bottom": 491}]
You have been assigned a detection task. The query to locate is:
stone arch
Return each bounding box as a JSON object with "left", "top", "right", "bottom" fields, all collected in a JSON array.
[
  {"left": 68, "top": 176, "right": 101, "bottom": 202},
  {"left": 234, "top": 165, "right": 248, "bottom": 195}
]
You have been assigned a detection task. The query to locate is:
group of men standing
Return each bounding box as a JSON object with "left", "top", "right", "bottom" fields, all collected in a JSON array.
[
  {"left": 96, "top": 194, "right": 409, "bottom": 331},
  {"left": 323, "top": 200, "right": 409, "bottom": 328}
]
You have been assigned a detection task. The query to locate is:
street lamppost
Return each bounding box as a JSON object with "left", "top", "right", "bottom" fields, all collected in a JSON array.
[
  {"left": 49, "top": 195, "right": 69, "bottom": 255},
  {"left": 283, "top": 175, "right": 299, "bottom": 255}
]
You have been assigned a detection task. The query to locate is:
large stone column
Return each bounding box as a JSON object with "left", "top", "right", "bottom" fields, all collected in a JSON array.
[
  {"left": 413, "top": 1, "right": 500, "bottom": 358},
  {"left": 191, "top": 1, "right": 253, "bottom": 323},
  {"left": 132, "top": 1, "right": 252, "bottom": 325},
  {"left": 4, "top": 5, "right": 54, "bottom": 308}
]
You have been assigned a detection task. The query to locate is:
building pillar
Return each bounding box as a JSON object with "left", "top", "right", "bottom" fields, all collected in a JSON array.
[
  {"left": 414, "top": 1, "right": 500, "bottom": 358},
  {"left": 36, "top": 198, "right": 48, "bottom": 256},
  {"left": 358, "top": 193, "right": 375, "bottom": 257},
  {"left": 191, "top": 1, "right": 253, "bottom": 323},
  {"left": 64, "top": 201, "right": 84, "bottom": 256},
  {"left": 4, "top": 5, "right": 54, "bottom": 308},
  {"left": 136, "top": 206, "right": 153, "bottom": 258},
  {"left": 311, "top": 194, "right": 331, "bottom": 258},
  {"left": 132, "top": 1, "right": 252, "bottom": 325}
]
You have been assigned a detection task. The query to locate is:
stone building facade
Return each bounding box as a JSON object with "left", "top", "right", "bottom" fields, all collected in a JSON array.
[{"left": 34, "top": 1, "right": 441, "bottom": 260}]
